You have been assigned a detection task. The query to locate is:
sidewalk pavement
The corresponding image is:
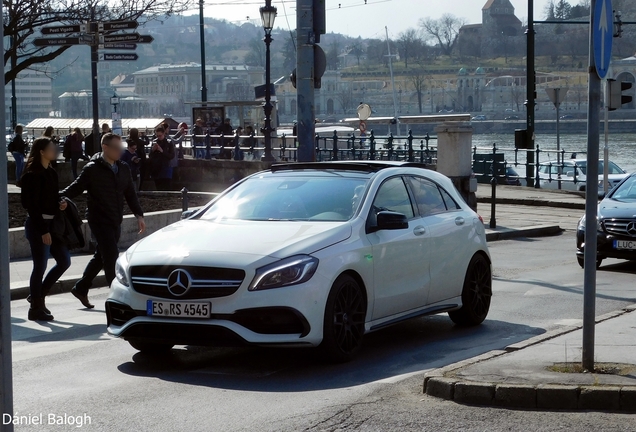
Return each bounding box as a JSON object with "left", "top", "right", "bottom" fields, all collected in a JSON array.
[{"left": 424, "top": 304, "right": 636, "bottom": 412}]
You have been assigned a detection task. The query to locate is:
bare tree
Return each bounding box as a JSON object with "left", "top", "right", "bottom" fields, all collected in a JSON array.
[
  {"left": 408, "top": 63, "right": 428, "bottom": 113},
  {"left": 397, "top": 28, "right": 422, "bottom": 68},
  {"left": 336, "top": 84, "right": 355, "bottom": 114},
  {"left": 4, "top": 0, "right": 192, "bottom": 84},
  {"left": 244, "top": 37, "right": 266, "bottom": 67},
  {"left": 419, "top": 14, "right": 466, "bottom": 57}
]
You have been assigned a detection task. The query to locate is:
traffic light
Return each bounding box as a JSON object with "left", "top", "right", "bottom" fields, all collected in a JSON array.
[{"left": 608, "top": 79, "right": 633, "bottom": 111}]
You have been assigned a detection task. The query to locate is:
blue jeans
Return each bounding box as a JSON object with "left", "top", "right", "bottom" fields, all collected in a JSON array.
[
  {"left": 25, "top": 218, "right": 71, "bottom": 299},
  {"left": 12, "top": 152, "right": 24, "bottom": 181}
]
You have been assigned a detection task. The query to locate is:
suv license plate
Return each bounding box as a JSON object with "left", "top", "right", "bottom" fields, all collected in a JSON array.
[
  {"left": 147, "top": 300, "right": 210, "bottom": 318},
  {"left": 614, "top": 240, "right": 636, "bottom": 250}
]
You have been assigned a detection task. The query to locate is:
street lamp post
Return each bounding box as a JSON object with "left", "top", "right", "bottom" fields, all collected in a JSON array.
[{"left": 260, "top": 0, "right": 277, "bottom": 162}]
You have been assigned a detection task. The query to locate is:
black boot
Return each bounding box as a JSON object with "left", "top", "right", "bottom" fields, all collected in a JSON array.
[
  {"left": 28, "top": 297, "right": 54, "bottom": 321},
  {"left": 26, "top": 289, "right": 51, "bottom": 315}
]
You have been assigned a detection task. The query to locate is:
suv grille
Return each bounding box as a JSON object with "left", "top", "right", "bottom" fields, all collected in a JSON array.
[
  {"left": 130, "top": 265, "right": 245, "bottom": 300},
  {"left": 603, "top": 219, "right": 636, "bottom": 237}
]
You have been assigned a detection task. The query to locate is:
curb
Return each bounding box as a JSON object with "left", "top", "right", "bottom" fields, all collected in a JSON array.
[
  {"left": 423, "top": 305, "right": 636, "bottom": 412},
  {"left": 486, "top": 224, "right": 563, "bottom": 242},
  {"left": 477, "top": 197, "right": 585, "bottom": 210},
  {"left": 10, "top": 274, "right": 107, "bottom": 301}
]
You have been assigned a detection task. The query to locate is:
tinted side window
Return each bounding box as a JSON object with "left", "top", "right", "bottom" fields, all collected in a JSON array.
[
  {"left": 372, "top": 177, "right": 415, "bottom": 218},
  {"left": 406, "top": 177, "right": 447, "bottom": 216},
  {"left": 440, "top": 187, "right": 460, "bottom": 210}
]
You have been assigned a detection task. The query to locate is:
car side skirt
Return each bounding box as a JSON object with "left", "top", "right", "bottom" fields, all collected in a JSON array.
[{"left": 366, "top": 297, "right": 461, "bottom": 332}]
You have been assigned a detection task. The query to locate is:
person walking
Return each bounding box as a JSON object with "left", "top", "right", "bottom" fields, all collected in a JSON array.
[
  {"left": 149, "top": 126, "right": 175, "bottom": 191},
  {"left": 20, "top": 137, "right": 71, "bottom": 321},
  {"left": 61, "top": 133, "right": 146, "bottom": 309},
  {"left": 68, "top": 127, "right": 88, "bottom": 179},
  {"left": 121, "top": 138, "right": 142, "bottom": 192},
  {"left": 127, "top": 128, "right": 147, "bottom": 190},
  {"left": 8, "top": 124, "right": 27, "bottom": 184}
]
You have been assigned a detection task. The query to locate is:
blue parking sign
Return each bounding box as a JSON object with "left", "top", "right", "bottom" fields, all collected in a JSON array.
[{"left": 593, "top": 0, "right": 613, "bottom": 79}]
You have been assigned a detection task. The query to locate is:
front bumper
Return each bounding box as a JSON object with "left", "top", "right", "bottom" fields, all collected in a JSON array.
[
  {"left": 106, "top": 272, "right": 331, "bottom": 347},
  {"left": 576, "top": 228, "right": 636, "bottom": 261}
]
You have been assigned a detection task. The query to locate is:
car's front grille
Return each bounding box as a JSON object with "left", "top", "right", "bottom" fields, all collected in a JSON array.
[
  {"left": 603, "top": 219, "right": 636, "bottom": 237},
  {"left": 130, "top": 265, "right": 245, "bottom": 300}
]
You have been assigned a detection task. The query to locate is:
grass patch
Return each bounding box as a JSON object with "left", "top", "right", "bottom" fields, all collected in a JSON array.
[{"left": 548, "top": 362, "right": 636, "bottom": 376}]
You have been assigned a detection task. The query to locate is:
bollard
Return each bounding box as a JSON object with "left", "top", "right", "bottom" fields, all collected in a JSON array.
[
  {"left": 332, "top": 130, "right": 339, "bottom": 161},
  {"left": 181, "top": 187, "right": 189, "bottom": 212},
  {"left": 369, "top": 130, "right": 376, "bottom": 160},
  {"left": 490, "top": 144, "right": 498, "bottom": 229},
  {"left": 534, "top": 145, "right": 541, "bottom": 189}
]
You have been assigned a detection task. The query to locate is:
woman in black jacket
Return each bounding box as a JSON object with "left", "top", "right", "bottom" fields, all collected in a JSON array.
[{"left": 21, "top": 137, "right": 71, "bottom": 321}]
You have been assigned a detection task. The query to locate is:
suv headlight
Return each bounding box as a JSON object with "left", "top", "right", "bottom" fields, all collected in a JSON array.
[
  {"left": 115, "top": 255, "right": 130, "bottom": 287},
  {"left": 578, "top": 215, "right": 603, "bottom": 232},
  {"left": 249, "top": 255, "right": 319, "bottom": 291}
]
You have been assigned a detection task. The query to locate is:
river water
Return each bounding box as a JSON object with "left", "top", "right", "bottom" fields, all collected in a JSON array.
[{"left": 471, "top": 133, "right": 636, "bottom": 173}]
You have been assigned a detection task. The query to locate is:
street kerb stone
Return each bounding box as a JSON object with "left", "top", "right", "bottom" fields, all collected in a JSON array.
[
  {"left": 578, "top": 386, "right": 621, "bottom": 411},
  {"left": 495, "top": 384, "right": 537, "bottom": 408},
  {"left": 453, "top": 382, "right": 495, "bottom": 405},
  {"left": 537, "top": 384, "right": 579, "bottom": 410},
  {"left": 620, "top": 387, "right": 636, "bottom": 412},
  {"left": 425, "top": 377, "right": 457, "bottom": 400}
]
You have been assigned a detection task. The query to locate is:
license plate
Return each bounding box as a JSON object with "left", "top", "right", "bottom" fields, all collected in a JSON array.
[
  {"left": 613, "top": 240, "right": 636, "bottom": 250},
  {"left": 146, "top": 300, "right": 210, "bottom": 319}
]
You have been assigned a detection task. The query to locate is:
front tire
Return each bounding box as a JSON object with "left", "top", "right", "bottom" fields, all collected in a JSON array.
[
  {"left": 128, "top": 339, "right": 174, "bottom": 354},
  {"left": 320, "top": 274, "right": 366, "bottom": 363},
  {"left": 577, "top": 256, "right": 603, "bottom": 269},
  {"left": 449, "top": 254, "right": 492, "bottom": 326}
]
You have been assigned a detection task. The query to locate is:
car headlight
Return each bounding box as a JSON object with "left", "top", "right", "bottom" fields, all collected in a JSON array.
[
  {"left": 578, "top": 215, "right": 603, "bottom": 232},
  {"left": 115, "top": 255, "right": 130, "bottom": 287},
  {"left": 249, "top": 255, "right": 319, "bottom": 291}
]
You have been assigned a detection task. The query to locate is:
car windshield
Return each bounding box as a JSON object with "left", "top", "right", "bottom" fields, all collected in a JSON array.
[
  {"left": 199, "top": 175, "right": 369, "bottom": 222},
  {"left": 610, "top": 176, "right": 636, "bottom": 202},
  {"left": 576, "top": 161, "right": 625, "bottom": 175}
]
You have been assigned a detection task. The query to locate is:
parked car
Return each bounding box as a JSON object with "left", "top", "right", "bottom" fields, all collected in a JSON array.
[
  {"left": 576, "top": 173, "right": 636, "bottom": 268},
  {"left": 539, "top": 159, "right": 629, "bottom": 192},
  {"left": 471, "top": 115, "right": 487, "bottom": 121},
  {"left": 504, "top": 115, "right": 520, "bottom": 121},
  {"left": 504, "top": 167, "right": 522, "bottom": 186},
  {"left": 106, "top": 161, "right": 492, "bottom": 362}
]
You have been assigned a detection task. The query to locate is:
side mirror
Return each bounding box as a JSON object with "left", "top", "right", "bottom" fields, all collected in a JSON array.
[
  {"left": 598, "top": 190, "right": 606, "bottom": 200},
  {"left": 376, "top": 211, "right": 409, "bottom": 231},
  {"left": 566, "top": 171, "right": 575, "bottom": 178},
  {"left": 181, "top": 210, "right": 196, "bottom": 220}
]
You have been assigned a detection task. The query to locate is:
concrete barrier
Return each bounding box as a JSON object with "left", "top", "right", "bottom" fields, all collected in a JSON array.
[{"left": 9, "top": 208, "right": 185, "bottom": 260}]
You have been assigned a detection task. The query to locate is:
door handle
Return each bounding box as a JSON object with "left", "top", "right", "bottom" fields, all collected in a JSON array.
[
  {"left": 413, "top": 226, "right": 426, "bottom": 236},
  {"left": 455, "top": 217, "right": 465, "bottom": 226}
]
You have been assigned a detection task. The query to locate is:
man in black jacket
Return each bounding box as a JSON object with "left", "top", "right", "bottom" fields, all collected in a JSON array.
[{"left": 61, "top": 133, "right": 146, "bottom": 308}]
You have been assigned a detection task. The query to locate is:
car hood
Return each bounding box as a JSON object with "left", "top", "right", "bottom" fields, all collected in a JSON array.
[
  {"left": 126, "top": 219, "right": 353, "bottom": 263},
  {"left": 599, "top": 199, "right": 636, "bottom": 219}
]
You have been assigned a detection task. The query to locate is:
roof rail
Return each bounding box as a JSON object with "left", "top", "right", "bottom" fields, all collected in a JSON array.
[{"left": 270, "top": 161, "right": 428, "bottom": 173}]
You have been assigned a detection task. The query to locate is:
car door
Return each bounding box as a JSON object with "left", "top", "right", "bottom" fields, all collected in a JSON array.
[
  {"left": 367, "top": 176, "right": 431, "bottom": 320},
  {"left": 405, "top": 176, "right": 470, "bottom": 305}
]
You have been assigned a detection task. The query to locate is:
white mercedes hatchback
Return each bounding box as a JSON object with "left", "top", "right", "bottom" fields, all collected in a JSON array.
[{"left": 106, "top": 162, "right": 492, "bottom": 362}]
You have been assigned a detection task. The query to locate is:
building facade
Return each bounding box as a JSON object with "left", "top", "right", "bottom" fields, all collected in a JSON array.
[{"left": 5, "top": 70, "right": 53, "bottom": 125}]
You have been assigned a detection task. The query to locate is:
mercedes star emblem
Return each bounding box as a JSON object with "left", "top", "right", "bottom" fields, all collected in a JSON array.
[
  {"left": 167, "top": 269, "right": 192, "bottom": 297},
  {"left": 627, "top": 222, "right": 636, "bottom": 237}
]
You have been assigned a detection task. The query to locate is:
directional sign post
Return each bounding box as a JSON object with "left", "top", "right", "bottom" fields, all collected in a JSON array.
[
  {"left": 100, "top": 33, "right": 140, "bottom": 43},
  {"left": 99, "top": 53, "right": 138, "bottom": 61},
  {"left": 33, "top": 37, "right": 81, "bottom": 46},
  {"left": 100, "top": 43, "right": 137, "bottom": 50},
  {"left": 41, "top": 24, "right": 86, "bottom": 34},
  {"left": 98, "top": 20, "right": 138, "bottom": 32},
  {"left": 593, "top": 0, "right": 613, "bottom": 79},
  {"left": 137, "top": 35, "right": 154, "bottom": 44}
]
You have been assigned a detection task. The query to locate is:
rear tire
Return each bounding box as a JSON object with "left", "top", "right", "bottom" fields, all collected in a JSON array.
[
  {"left": 319, "top": 274, "right": 366, "bottom": 363},
  {"left": 128, "top": 339, "right": 174, "bottom": 354},
  {"left": 449, "top": 254, "right": 492, "bottom": 326}
]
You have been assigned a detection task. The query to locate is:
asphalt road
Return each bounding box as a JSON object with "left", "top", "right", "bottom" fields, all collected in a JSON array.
[{"left": 9, "top": 232, "right": 636, "bottom": 432}]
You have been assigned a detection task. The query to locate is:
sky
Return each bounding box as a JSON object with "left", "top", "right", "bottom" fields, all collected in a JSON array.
[{"left": 195, "top": 0, "right": 560, "bottom": 39}]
